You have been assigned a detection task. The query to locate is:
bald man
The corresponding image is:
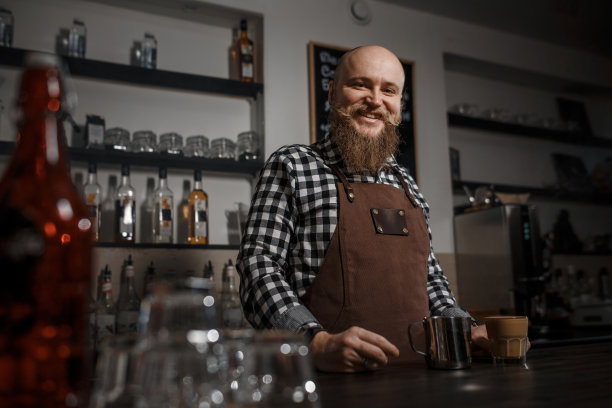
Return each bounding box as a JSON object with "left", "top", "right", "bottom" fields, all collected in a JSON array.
[{"left": 237, "top": 45, "right": 488, "bottom": 372}]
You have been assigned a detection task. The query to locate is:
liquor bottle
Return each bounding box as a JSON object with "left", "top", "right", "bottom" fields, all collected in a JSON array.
[
  {"left": 88, "top": 267, "right": 104, "bottom": 354},
  {"left": 188, "top": 169, "right": 209, "bottom": 244},
  {"left": 74, "top": 171, "right": 85, "bottom": 197},
  {"left": 221, "top": 260, "right": 245, "bottom": 328},
  {"left": 140, "top": 177, "right": 155, "bottom": 243},
  {"left": 176, "top": 179, "right": 190, "bottom": 244},
  {"left": 116, "top": 255, "right": 141, "bottom": 334},
  {"left": 153, "top": 167, "right": 174, "bottom": 243},
  {"left": 238, "top": 19, "right": 254, "bottom": 82},
  {"left": 67, "top": 18, "right": 87, "bottom": 58},
  {"left": 0, "top": 52, "right": 92, "bottom": 407},
  {"left": 100, "top": 174, "right": 117, "bottom": 242},
  {"left": 83, "top": 161, "right": 102, "bottom": 242},
  {"left": 115, "top": 164, "right": 136, "bottom": 242},
  {"left": 95, "top": 265, "right": 116, "bottom": 347},
  {"left": 139, "top": 32, "right": 157, "bottom": 69},
  {"left": 228, "top": 27, "right": 240, "bottom": 80},
  {"left": 203, "top": 260, "right": 214, "bottom": 283},
  {"left": 143, "top": 261, "right": 156, "bottom": 297}
]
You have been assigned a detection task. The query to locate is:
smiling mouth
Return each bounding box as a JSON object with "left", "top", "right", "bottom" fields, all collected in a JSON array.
[{"left": 361, "top": 112, "right": 382, "bottom": 120}]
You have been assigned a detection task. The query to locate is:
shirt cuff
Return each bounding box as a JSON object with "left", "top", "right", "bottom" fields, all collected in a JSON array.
[
  {"left": 274, "top": 304, "right": 321, "bottom": 331},
  {"left": 439, "top": 307, "right": 478, "bottom": 326}
]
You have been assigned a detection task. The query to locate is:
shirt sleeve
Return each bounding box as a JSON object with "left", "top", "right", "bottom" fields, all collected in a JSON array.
[{"left": 236, "top": 149, "right": 321, "bottom": 330}]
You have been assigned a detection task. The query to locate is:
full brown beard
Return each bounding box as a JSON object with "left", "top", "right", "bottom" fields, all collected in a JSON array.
[{"left": 329, "top": 103, "right": 401, "bottom": 175}]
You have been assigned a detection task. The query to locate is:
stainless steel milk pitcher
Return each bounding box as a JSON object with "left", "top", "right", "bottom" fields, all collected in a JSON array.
[{"left": 408, "top": 316, "right": 472, "bottom": 369}]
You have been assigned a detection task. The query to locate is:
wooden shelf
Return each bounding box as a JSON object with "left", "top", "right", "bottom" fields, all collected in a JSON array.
[
  {"left": 453, "top": 180, "right": 612, "bottom": 205},
  {"left": 0, "top": 141, "right": 263, "bottom": 176},
  {"left": 94, "top": 243, "right": 239, "bottom": 250},
  {"left": 448, "top": 113, "right": 612, "bottom": 148},
  {"left": 0, "top": 46, "right": 263, "bottom": 100}
]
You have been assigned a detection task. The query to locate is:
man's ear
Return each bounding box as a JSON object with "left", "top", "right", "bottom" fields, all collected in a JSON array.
[{"left": 328, "top": 80, "right": 334, "bottom": 105}]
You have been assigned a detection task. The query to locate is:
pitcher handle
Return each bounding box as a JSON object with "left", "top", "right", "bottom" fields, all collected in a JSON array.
[{"left": 408, "top": 321, "right": 426, "bottom": 356}]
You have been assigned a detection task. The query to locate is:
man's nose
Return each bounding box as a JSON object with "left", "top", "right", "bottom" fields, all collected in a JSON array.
[{"left": 364, "top": 88, "right": 383, "bottom": 107}]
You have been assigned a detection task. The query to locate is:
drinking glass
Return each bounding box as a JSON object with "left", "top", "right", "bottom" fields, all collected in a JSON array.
[
  {"left": 90, "top": 334, "right": 144, "bottom": 408},
  {"left": 220, "top": 328, "right": 256, "bottom": 404},
  {"left": 235, "top": 331, "right": 320, "bottom": 407},
  {"left": 136, "top": 276, "right": 228, "bottom": 407},
  {"left": 137, "top": 340, "right": 226, "bottom": 408},
  {"left": 485, "top": 315, "right": 529, "bottom": 368},
  {"left": 184, "top": 135, "right": 210, "bottom": 157}
]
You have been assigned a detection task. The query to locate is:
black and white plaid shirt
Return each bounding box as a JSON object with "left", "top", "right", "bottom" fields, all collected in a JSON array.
[{"left": 236, "top": 132, "right": 470, "bottom": 332}]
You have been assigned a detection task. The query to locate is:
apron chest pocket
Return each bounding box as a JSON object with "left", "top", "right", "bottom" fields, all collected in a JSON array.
[{"left": 370, "top": 208, "right": 409, "bottom": 236}]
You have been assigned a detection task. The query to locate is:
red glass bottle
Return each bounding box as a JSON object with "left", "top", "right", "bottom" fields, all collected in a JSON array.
[{"left": 0, "top": 53, "right": 92, "bottom": 407}]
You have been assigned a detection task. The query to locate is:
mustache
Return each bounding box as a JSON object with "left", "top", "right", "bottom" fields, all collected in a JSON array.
[{"left": 331, "top": 103, "right": 401, "bottom": 127}]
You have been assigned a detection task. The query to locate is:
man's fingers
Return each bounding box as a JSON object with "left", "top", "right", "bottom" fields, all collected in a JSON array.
[{"left": 346, "top": 327, "right": 400, "bottom": 365}]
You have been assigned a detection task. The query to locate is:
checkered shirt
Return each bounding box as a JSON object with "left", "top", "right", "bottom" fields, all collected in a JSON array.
[{"left": 236, "top": 132, "right": 471, "bottom": 332}]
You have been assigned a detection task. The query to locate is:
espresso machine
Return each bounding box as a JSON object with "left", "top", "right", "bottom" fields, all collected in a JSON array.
[{"left": 453, "top": 205, "right": 545, "bottom": 320}]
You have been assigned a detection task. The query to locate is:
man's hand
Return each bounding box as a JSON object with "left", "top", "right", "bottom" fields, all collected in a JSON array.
[
  {"left": 470, "top": 324, "right": 531, "bottom": 353},
  {"left": 308, "top": 326, "right": 400, "bottom": 372},
  {"left": 470, "top": 324, "right": 490, "bottom": 351}
]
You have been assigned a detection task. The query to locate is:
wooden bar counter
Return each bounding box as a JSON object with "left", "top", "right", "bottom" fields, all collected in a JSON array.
[{"left": 315, "top": 341, "right": 612, "bottom": 407}]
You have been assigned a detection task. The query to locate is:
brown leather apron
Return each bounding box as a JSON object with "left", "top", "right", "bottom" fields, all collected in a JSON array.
[{"left": 302, "top": 154, "right": 431, "bottom": 362}]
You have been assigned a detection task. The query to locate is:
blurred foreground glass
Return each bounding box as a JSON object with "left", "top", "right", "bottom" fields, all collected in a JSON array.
[
  {"left": 220, "top": 328, "right": 256, "bottom": 403},
  {"left": 138, "top": 339, "right": 226, "bottom": 408},
  {"left": 235, "top": 331, "right": 320, "bottom": 407},
  {"left": 90, "top": 334, "right": 143, "bottom": 408},
  {"left": 138, "top": 276, "right": 219, "bottom": 342},
  {"left": 485, "top": 315, "right": 528, "bottom": 367},
  {"left": 136, "top": 277, "right": 227, "bottom": 407}
]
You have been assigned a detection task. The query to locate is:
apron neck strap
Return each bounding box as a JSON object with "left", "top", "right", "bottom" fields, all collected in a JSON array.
[
  {"left": 311, "top": 145, "right": 355, "bottom": 202},
  {"left": 310, "top": 145, "right": 418, "bottom": 207},
  {"left": 390, "top": 167, "right": 419, "bottom": 208}
]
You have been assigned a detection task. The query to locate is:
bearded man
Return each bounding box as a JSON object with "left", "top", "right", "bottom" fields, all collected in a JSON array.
[{"left": 236, "top": 45, "right": 489, "bottom": 372}]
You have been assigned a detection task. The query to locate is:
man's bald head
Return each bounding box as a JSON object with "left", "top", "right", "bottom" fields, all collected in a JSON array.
[{"left": 332, "top": 45, "right": 405, "bottom": 93}]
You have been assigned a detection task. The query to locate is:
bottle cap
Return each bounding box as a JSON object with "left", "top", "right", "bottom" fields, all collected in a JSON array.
[
  {"left": 88, "top": 161, "right": 97, "bottom": 173},
  {"left": 121, "top": 164, "right": 130, "bottom": 176},
  {"left": 194, "top": 169, "right": 202, "bottom": 182},
  {"left": 159, "top": 167, "right": 167, "bottom": 179}
]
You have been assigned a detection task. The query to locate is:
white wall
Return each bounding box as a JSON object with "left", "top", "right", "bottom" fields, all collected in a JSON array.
[{"left": 2, "top": 0, "right": 612, "bottom": 254}]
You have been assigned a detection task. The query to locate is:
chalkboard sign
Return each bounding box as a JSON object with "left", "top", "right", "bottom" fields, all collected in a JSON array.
[{"left": 308, "top": 41, "right": 417, "bottom": 180}]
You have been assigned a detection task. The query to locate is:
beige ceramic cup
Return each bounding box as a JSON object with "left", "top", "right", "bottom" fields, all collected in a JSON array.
[{"left": 484, "top": 316, "right": 528, "bottom": 366}]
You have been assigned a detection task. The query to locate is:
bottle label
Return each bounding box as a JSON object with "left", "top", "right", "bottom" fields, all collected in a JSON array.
[
  {"left": 101, "top": 281, "right": 112, "bottom": 293},
  {"left": 95, "top": 313, "right": 115, "bottom": 344},
  {"left": 87, "top": 204, "right": 100, "bottom": 236},
  {"left": 240, "top": 44, "right": 254, "bottom": 78},
  {"left": 155, "top": 197, "right": 173, "bottom": 240},
  {"left": 194, "top": 199, "right": 208, "bottom": 239},
  {"left": 116, "top": 197, "right": 135, "bottom": 240},
  {"left": 86, "top": 123, "right": 104, "bottom": 147},
  {"left": 117, "top": 311, "right": 139, "bottom": 334},
  {"left": 125, "top": 265, "right": 135, "bottom": 278}
]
